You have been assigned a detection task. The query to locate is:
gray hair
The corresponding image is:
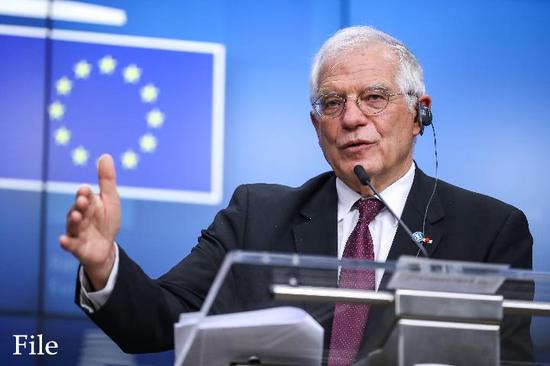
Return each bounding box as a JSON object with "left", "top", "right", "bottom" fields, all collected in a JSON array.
[{"left": 310, "top": 26, "right": 425, "bottom": 111}]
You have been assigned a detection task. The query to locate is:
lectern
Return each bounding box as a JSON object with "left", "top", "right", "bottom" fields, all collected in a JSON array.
[{"left": 174, "top": 251, "right": 550, "bottom": 366}]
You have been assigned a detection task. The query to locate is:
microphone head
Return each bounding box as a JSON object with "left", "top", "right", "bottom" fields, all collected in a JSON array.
[{"left": 353, "top": 165, "right": 371, "bottom": 185}]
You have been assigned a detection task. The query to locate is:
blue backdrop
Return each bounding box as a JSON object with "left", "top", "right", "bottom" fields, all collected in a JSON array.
[{"left": 1, "top": 0, "right": 549, "bottom": 364}]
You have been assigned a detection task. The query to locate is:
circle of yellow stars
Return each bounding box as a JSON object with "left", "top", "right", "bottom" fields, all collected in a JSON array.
[{"left": 49, "top": 55, "right": 166, "bottom": 170}]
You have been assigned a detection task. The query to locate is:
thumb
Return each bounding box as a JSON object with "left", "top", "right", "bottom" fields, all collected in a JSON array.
[{"left": 97, "top": 154, "right": 118, "bottom": 199}]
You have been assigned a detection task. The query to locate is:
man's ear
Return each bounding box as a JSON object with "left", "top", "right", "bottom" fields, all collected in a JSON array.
[
  {"left": 420, "top": 95, "right": 432, "bottom": 109},
  {"left": 413, "top": 95, "right": 432, "bottom": 137}
]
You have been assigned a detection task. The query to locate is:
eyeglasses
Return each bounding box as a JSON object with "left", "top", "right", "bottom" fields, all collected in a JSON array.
[{"left": 312, "top": 88, "right": 411, "bottom": 118}]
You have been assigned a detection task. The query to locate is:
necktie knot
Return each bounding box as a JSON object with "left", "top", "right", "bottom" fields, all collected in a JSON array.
[{"left": 354, "top": 198, "right": 384, "bottom": 225}]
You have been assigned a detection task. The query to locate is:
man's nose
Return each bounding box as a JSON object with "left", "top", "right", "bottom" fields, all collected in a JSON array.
[{"left": 341, "top": 98, "right": 369, "bottom": 129}]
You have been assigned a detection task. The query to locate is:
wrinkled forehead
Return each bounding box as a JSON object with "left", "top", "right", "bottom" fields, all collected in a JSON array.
[{"left": 316, "top": 44, "right": 400, "bottom": 94}]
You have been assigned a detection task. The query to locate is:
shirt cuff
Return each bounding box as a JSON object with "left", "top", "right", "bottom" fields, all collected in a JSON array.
[{"left": 79, "top": 243, "right": 120, "bottom": 313}]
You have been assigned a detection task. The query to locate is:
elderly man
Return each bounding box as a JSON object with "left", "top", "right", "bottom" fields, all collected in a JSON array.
[{"left": 60, "top": 26, "right": 533, "bottom": 365}]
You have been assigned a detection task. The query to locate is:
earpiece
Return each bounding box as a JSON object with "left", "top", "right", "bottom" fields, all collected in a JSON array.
[
  {"left": 417, "top": 102, "right": 433, "bottom": 135},
  {"left": 416, "top": 99, "right": 439, "bottom": 258}
]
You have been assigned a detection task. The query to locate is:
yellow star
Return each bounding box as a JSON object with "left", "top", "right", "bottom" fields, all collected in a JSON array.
[
  {"left": 98, "top": 55, "right": 117, "bottom": 74},
  {"left": 140, "top": 84, "right": 159, "bottom": 103},
  {"left": 139, "top": 133, "right": 157, "bottom": 153},
  {"left": 54, "top": 126, "right": 71, "bottom": 145},
  {"left": 71, "top": 146, "right": 89, "bottom": 166},
  {"left": 146, "top": 108, "right": 165, "bottom": 128},
  {"left": 123, "top": 64, "right": 141, "bottom": 83},
  {"left": 74, "top": 60, "right": 92, "bottom": 79},
  {"left": 49, "top": 101, "right": 65, "bottom": 120},
  {"left": 56, "top": 77, "right": 73, "bottom": 95},
  {"left": 121, "top": 150, "right": 139, "bottom": 169}
]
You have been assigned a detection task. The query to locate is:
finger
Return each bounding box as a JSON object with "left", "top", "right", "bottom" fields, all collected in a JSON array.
[
  {"left": 59, "top": 234, "right": 84, "bottom": 254},
  {"left": 97, "top": 154, "right": 118, "bottom": 200},
  {"left": 73, "top": 212, "right": 94, "bottom": 235},
  {"left": 66, "top": 209, "right": 86, "bottom": 237},
  {"left": 67, "top": 187, "right": 92, "bottom": 220},
  {"left": 66, "top": 202, "right": 77, "bottom": 220},
  {"left": 66, "top": 209, "right": 82, "bottom": 236},
  {"left": 74, "top": 194, "right": 91, "bottom": 213},
  {"left": 75, "top": 184, "right": 93, "bottom": 200},
  {"left": 70, "top": 189, "right": 98, "bottom": 224},
  {"left": 78, "top": 193, "right": 100, "bottom": 224}
]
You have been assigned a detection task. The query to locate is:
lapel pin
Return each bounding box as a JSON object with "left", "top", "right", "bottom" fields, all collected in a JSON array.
[{"left": 412, "top": 231, "right": 433, "bottom": 245}]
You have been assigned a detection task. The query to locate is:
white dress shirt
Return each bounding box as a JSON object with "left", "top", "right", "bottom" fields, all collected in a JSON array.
[
  {"left": 81, "top": 162, "right": 416, "bottom": 310},
  {"left": 79, "top": 243, "right": 120, "bottom": 313},
  {"left": 336, "top": 162, "right": 415, "bottom": 289}
]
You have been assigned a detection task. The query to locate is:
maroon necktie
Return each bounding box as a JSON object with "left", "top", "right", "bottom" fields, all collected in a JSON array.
[{"left": 327, "top": 198, "right": 384, "bottom": 366}]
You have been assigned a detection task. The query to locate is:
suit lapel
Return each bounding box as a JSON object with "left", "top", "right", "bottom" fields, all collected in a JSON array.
[
  {"left": 292, "top": 174, "right": 339, "bottom": 355},
  {"left": 387, "top": 167, "right": 446, "bottom": 260},
  {"left": 292, "top": 174, "right": 338, "bottom": 257}
]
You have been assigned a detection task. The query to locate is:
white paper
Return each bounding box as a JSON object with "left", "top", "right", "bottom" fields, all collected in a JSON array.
[{"left": 174, "top": 307, "right": 323, "bottom": 366}]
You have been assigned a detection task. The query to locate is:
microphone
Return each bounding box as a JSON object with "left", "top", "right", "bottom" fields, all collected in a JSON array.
[{"left": 353, "top": 165, "right": 429, "bottom": 257}]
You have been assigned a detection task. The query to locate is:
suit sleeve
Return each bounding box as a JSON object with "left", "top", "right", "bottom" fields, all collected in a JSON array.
[
  {"left": 487, "top": 208, "right": 534, "bottom": 362},
  {"left": 486, "top": 208, "right": 532, "bottom": 270},
  {"left": 74, "top": 185, "right": 250, "bottom": 353}
]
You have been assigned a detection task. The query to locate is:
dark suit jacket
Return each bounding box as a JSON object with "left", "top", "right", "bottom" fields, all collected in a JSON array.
[{"left": 78, "top": 167, "right": 533, "bottom": 363}]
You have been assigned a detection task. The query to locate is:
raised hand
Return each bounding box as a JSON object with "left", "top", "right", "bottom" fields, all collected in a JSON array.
[{"left": 59, "top": 154, "right": 121, "bottom": 290}]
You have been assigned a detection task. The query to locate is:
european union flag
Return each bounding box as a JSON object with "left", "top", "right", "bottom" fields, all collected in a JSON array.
[{"left": 1, "top": 25, "right": 225, "bottom": 204}]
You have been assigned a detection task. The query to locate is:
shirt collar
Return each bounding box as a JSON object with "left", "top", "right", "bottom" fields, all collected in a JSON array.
[{"left": 336, "top": 162, "right": 416, "bottom": 222}]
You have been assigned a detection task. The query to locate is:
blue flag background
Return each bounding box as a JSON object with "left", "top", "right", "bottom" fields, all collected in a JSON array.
[{"left": 0, "top": 30, "right": 45, "bottom": 183}]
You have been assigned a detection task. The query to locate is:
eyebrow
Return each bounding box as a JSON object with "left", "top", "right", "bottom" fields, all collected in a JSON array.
[
  {"left": 316, "top": 83, "right": 392, "bottom": 98},
  {"left": 363, "top": 83, "right": 391, "bottom": 92}
]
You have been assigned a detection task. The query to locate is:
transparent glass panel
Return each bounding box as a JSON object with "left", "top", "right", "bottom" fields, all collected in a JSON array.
[{"left": 174, "top": 251, "right": 550, "bottom": 365}]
